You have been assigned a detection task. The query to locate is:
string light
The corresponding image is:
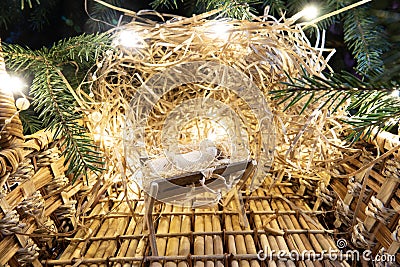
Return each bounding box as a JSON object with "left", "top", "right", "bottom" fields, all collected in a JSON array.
[
  {"left": 302, "top": 5, "right": 318, "bottom": 20},
  {"left": 15, "top": 98, "right": 30, "bottom": 111},
  {"left": 291, "top": 5, "right": 319, "bottom": 22},
  {"left": 93, "top": 125, "right": 113, "bottom": 147},
  {"left": 206, "top": 123, "right": 228, "bottom": 142},
  {"left": 391, "top": 90, "right": 400, "bottom": 97},
  {"left": 89, "top": 111, "right": 103, "bottom": 123},
  {"left": 114, "top": 29, "right": 142, "bottom": 48},
  {"left": 207, "top": 22, "right": 231, "bottom": 41},
  {"left": 0, "top": 73, "right": 26, "bottom": 93}
]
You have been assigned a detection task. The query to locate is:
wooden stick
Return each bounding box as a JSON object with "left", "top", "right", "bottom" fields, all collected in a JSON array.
[
  {"left": 194, "top": 209, "right": 205, "bottom": 267},
  {"left": 278, "top": 187, "right": 337, "bottom": 266},
  {"left": 268, "top": 191, "right": 320, "bottom": 267},
  {"left": 229, "top": 199, "right": 259, "bottom": 267},
  {"left": 210, "top": 208, "right": 224, "bottom": 267},
  {"left": 60, "top": 203, "right": 104, "bottom": 260},
  {"left": 204, "top": 208, "right": 214, "bottom": 267},
  {"left": 225, "top": 214, "right": 239, "bottom": 267},
  {"left": 93, "top": 194, "right": 127, "bottom": 261},
  {"left": 84, "top": 212, "right": 111, "bottom": 259},
  {"left": 178, "top": 207, "right": 191, "bottom": 267},
  {"left": 150, "top": 204, "right": 173, "bottom": 267},
  {"left": 126, "top": 204, "right": 145, "bottom": 267},
  {"left": 255, "top": 189, "right": 286, "bottom": 267},
  {"left": 165, "top": 205, "right": 183, "bottom": 267},
  {"left": 115, "top": 204, "right": 143, "bottom": 267},
  {"left": 69, "top": 204, "right": 109, "bottom": 261},
  {"left": 132, "top": 218, "right": 148, "bottom": 267},
  {"left": 81, "top": 209, "right": 326, "bottom": 219},
  {"left": 248, "top": 199, "right": 277, "bottom": 267},
  {"left": 99, "top": 202, "right": 130, "bottom": 266}
]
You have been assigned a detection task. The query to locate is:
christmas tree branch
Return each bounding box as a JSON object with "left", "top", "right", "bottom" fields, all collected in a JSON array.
[
  {"left": 19, "top": 109, "right": 43, "bottom": 135},
  {"left": 3, "top": 33, "right": 111, "bottom": 182},
  {"left": 33, "top": 62, "right": 104, "bottom": 182},
  {"left": 150, "top": 0, "right": 260, "bottom": 19},
  {"left": 271, "top": 71, "right": 400, "bottom": 142},
  {"left": 343, "top": 4, "right": 389, "bottom": 78}
]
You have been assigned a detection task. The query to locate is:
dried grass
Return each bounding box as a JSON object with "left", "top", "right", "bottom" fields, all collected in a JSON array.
[{"left": 78, "top": 8, "right": 355, "bottom": 203}]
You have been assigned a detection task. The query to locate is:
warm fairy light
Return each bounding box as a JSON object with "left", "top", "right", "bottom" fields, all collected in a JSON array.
[
  {"left": 15, "top": 97, "right": 30, "bottom": 111},
  {"left": 207, "top": 22, "right": 231, "bottom": 41},
  {"left": 93, "top": 125, "right": 113, "bottom": 147},
  {"left": 93, "top": 126, "right": 102, "bottom": 142},
  {"left": 301, "top": 5, "right": 318, "bottom": 20},
  {"left": 115, "top": 30, "right": 142, "bottom": 48},
  {"left": 291, "top": 5, "right": 319, "bottom": 22},
  {"left": 391, "top": 90, "right": 400, "bottom": 97},
  {"left": 89, "top": 111, "right": 103, "bottom": 123},
  {"left": 180, "top": 119, "right": 228, "bottom": 144},
  {"left": 0, "top": 73, "right": 26, "bottom": 93}
]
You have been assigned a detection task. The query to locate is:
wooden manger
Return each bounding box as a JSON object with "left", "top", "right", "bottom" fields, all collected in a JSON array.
[{"left": 144, "top": 159, "right": 257, "bottom": 257}]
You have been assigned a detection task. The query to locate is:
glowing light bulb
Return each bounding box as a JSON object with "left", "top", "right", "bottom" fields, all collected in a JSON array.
[
  {"left": 93, "top": 125, "right": 102, "bottom": 142},
  {"left": 93, "top": 125, "right": 113, "bottom": 147},
  {"left": 291, "top": 5, "right": 319, "bottom": 22},
  {"left": 207, "top": 22, "right": 231, "bottom": 41},
  {"left": 90, "top": 111, "right": 102, "bottom": 123},
  {"left": 391, "top": 90, "right": 400, "bottom": 97},
  {"left": 115, "top": 30, "right": 142, "bottom": 48},
  {"left": 15, "top": 98, "right": 30, "bottom": 110},
  {"left": 302, "top": 5, "right": 318, "bottom": 20},
  {"left": 0, "top": 73, "right": 26, "bottom": 93}
]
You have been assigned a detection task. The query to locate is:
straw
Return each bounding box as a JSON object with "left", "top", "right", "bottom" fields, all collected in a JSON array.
[{"left": 77, "top": 7, "right": 346, "bottom": 207}]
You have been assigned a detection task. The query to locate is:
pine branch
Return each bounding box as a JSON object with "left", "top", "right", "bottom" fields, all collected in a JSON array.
[
  {"left": 28, "top": 7, "right": 49, "bottom": 31},
  {"left": 197, "top": 0, "right": 260, "bottom": 19},
  {"left": 32, "top": 63, "right": 104, "bottom": 182},
  {"left": 150, "top": 0, "right": 260, "bottom": 19},
  {"left": 19, "top": 108, "right": 43, "bottom": 135},
  {"left": 49, "top": 33, "right": 111, "bottom": 67},
  {"left": 3, "top": 33, "right": 112, "bottom": 182},
  {"left": 262, "top": 0, "right": 286, "bottom": 16},
  {"left": 343, "top": 4, "right": 390, "bottom": 78},
  {"left": 85, "top": 0, "right": 122, "bottom": 32},
  {"left": 0, "top": 0, "right": 22, "bottom": 30},
  {"left": 286, "top": 0, "right": 308, "bottom": 15},
  {"left": 271, "top": 71, "right": 400, "bottom": 142},
  {"left": 150, "top": 0, "right": 180, "bottom": 9},
  {"left": 381, "top": 49, "right": 400, "bottom": 81},
  {"left": 27, "top": 0, "right": 58, "bottom": 31}
]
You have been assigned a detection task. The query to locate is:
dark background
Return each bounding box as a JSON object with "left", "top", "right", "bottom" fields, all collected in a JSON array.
[
  {"left": 0, "top": 0, "right": 366, "bottom": 72},
  {"left": 1, "top": 0, "right": 154, "bottom": 48}
]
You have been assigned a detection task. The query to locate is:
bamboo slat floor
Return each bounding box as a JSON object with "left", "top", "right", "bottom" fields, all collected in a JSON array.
[{"left": 47, "top": 183, "right": 350, "bottom": 267}]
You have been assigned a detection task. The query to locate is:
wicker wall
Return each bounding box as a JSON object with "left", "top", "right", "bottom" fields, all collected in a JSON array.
[
  {"left": 0, "top": 40, "right": 84, "bottom": 267},
  {"left": 331, "top": 130, "right": 400, "bottom": 264}
]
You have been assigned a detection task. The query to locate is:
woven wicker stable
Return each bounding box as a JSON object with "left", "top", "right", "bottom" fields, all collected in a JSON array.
[
  {"left": 0, "top": 8, "right": 399, "bottom": 266},
  {"left": 331, "top": 129, "right": 400, "bottom": 264},
  {"left": 0, "top": 40, "right": 85, "bottom": 267}
]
